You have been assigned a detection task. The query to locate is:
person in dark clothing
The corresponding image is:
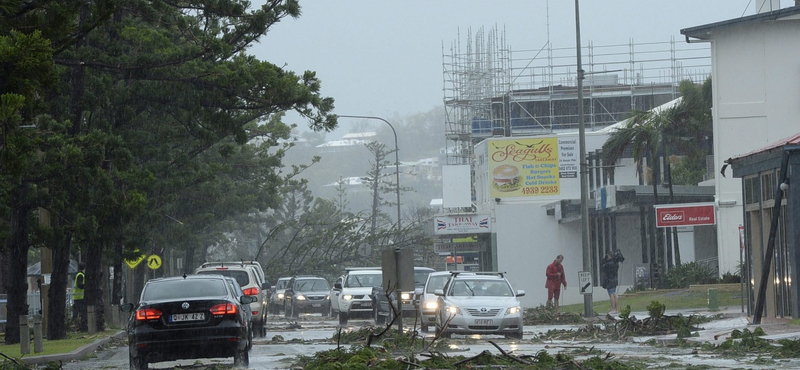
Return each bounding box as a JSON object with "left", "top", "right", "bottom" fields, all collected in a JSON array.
[{"left": 601, "top": 250, "right": 624, "bottom": 314}]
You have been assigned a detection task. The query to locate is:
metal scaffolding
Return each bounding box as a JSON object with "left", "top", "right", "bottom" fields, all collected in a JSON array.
[{"left": 442, "top": 26, "right": 712, "bottom": 166}]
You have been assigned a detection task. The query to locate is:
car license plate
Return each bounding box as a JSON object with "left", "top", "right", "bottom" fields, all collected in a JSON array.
[
  {"left": 474, "top": 319, "right": 493, "bottom": 326},
  {"left": 171, "top": 313, "right": 205, "bottom": 322},
  {"left": 361, "top": 301, "right": 372, "bottom": 307},
  {"left": 312, "top": 303, "right": 321, "bottom": 307}
]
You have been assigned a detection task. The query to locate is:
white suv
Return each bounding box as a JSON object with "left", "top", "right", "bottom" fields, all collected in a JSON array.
[
  {"left": 195, "top": 261, "right": 270, "bottom": 337},
  {"left": 330, "top": 268, "right": 382, "bottom": 325}
]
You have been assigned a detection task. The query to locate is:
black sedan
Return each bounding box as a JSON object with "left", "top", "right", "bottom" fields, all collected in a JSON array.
[{"left": 121, "top": 274, "right": 255, "bottom": 370}]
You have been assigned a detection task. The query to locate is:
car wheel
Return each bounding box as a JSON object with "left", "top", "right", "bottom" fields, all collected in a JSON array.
[
  {"left": 506, "top": 330, "right": 523, "bottom": 340},
  {"left": 129, "top": 353, "right": 148, "bottom": 370},
  {"left": 435, "top": 324, "right": 451, "bottom": 339},
  {"left": 233, "top": 347, "right": 249, "bottom": 367},
  {"left": 374, "top": 305, "right": 385, "bottom": 325},
  {"left": 421, "top": 323, "right": 430, "bottom": 333},
  {"left": 247, "top": 324, "right": 253, "bottom": 349},
  {"left": 338, "top": 311, "right": 348, "bottom": 325}
]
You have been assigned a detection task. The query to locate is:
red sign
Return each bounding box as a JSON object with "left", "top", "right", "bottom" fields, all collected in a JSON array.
[{"left": 654, "top": 203, "right": 716, "bottom": 228}]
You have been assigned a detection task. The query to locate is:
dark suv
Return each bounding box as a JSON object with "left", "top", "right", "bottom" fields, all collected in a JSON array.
[{"left": 283, "top": 275, "right": 331, "bottom": 317}]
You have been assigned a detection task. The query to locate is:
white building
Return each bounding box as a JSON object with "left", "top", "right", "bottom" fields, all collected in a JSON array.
[{"left": 682, "top": 3, "right": 800, "bottom": 318}]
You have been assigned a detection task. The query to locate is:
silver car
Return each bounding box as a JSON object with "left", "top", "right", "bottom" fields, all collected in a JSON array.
[
  {"left": 270, "top": 277, "right": 291, "bottom": 314},
  {"left": 418, "top": 271, "right": 456, "bottom": 332},
  {"left": 434, "top": 272, "right": 524, "bottom": 339}
]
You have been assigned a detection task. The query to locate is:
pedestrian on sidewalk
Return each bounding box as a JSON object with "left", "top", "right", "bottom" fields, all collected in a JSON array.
[
  {"left": 601, "top": 250, "right": 624, "bottom": 314},
  {"left": 73, "top": 262, "right": 87, "bottom": 331},
  {"left": 545, "top": 254, "right": 567, "bottom": 314}
]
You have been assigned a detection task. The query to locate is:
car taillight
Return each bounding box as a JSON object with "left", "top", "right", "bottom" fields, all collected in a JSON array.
[
  {"left": 135, "top": 308, "right": 163, "bottom": 321},
  {"left": 210, "top": 303, "right": 238, "bottom": 315},
  {"left": 243, "top": 287, "right": 259, "bottom": 296}
]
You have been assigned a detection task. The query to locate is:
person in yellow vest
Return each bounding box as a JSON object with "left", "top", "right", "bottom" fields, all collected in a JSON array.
[{"left": 72, "top": 262, "right": 86, "bottom": 330}]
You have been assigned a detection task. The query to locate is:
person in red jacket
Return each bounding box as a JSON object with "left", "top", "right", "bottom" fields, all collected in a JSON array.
[{"left": 545, "top": 255, "right": 567, "bottom": 314}]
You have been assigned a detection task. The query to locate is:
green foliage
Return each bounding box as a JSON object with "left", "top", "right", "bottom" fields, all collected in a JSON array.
[
  {"left": 647, "top": 301, "right": 666, "bottom": 319},
  {"left": 619, "top": 304, "right": 632, "bottom": 319},
  {"left": 523, "top": 305, "right": 584, "bottom": 325},
  {"left": 721, "top": 271, "right": 741, "bottom": 283},
  {"left": 663, "top": 262, "right": 718, "bottom": 288}
]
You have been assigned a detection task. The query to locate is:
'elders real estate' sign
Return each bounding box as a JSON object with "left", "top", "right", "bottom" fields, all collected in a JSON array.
[{"left": 654, "top": 203, "right": 716, "bottom": 228}]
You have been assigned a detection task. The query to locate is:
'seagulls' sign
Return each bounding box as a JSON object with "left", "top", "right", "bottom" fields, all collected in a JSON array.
[{"left": 654, "top": 203, "right": 716, "bottom": 228}]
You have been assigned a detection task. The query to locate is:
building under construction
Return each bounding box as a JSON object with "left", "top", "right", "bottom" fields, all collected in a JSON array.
[{"left": 442, "top": 27, "right": 712, "bottom": 165}]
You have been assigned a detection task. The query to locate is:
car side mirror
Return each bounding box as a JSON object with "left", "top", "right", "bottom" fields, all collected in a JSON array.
[
  {"left": 262, "top": 282, "right": 271, "bottom": 290},
  {"left": 434, "top": 289, "right": 444, "bottom": 297},
  {"left": 414, "top": 288, "right": 423, "bottom": 296},
  {"left": 334, "top": 282, "right": 342, "bottom": 290},
  {"left": 120, "top": 303, "right": 134, "bottom": 312},
  {"left": 516, "top": 290, "right": 526, "bottom": 297}
]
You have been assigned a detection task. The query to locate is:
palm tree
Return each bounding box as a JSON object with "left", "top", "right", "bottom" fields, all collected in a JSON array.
[{"left": 602, "top": 78, "right": 713, "bottom": 275}]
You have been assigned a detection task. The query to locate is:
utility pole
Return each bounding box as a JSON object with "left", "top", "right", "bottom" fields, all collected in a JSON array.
[{"left": 574, "top": 0, "right": 594, "bottom": 317}]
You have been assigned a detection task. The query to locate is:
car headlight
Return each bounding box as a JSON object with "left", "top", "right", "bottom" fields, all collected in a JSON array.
[
  {"left": 296, "top": 295, "right": 306, "bottom": 301},
  {"left": 326, "top": 295, "right": 330, "bottom": 300},
  {"left": 277, "top": 293, "right": 284, "bottom": 299},
  {"left": 343, "top": 294, "right": 353, "bottom": 301},
  {"left": 424, "top": 301, "right": 438, "bottom": 310},
  {"left": 505, "top": 306, "right": 521, "bottom": 315},
  {"left": 445, "top": 305, "right": 461, "bottom": 315},
  {"left": 401, "top": 292, "right": 411, "bottom": 300}
]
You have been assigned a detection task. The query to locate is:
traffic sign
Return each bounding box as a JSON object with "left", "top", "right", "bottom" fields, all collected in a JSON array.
[
  {"left": 147, "top": 255, "right": 162, "bottom": 270},
  {"left": 125, "top": 251, "right": 145, "bottom": 269},
  {"left": 578, "top": 271, "right": 593, "bottom": 295}
]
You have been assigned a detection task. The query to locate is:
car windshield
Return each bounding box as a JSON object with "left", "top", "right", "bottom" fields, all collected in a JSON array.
[
  {"left": 345, "top": 272, "right": 382, "bottom": 288},
  {"left": 296, "top": 279, "right": 330, "bottom": 292},
  {"left": 276, "top": 279, "right": 290, "bottom": 290},
  {"left": 142, "top": 279, "right": 228, "bottom": 301},
  {"left": 197, "top": 270, "right": 250, "bottom": 287},
  {"left": 414, "top": 270, "right": 433, "bottom": 288},
  {"left": 449, "top": 279, "right": 513, "bottom": 297},
  {"left": 426, "top": 275, "right": 450, "bottom": 294}
]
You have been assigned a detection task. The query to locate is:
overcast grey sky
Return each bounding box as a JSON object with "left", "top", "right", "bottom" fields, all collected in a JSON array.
[{"left": 254, "top": 1, "right": 783, "bottom": 135}]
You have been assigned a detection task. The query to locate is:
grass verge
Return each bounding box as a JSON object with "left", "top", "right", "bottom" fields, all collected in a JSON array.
[
  {"left": 0, "top": 330, "right": 118, "bottom": 359},
  {"left": 559, "top": 288, "right": 746, "bottom": 315}
]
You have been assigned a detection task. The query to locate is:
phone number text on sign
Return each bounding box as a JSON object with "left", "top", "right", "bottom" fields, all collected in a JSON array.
[{"left": 522, "top": 185, "right": 559, "bottom": 195}]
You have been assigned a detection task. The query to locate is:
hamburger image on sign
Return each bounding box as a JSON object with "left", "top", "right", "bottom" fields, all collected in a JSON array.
[{"left": 492, "top": 164, "right": 520, "bottom": 192}]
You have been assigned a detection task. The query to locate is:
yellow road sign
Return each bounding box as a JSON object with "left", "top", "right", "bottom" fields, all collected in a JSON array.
[
  {"left": 125, "top": 252, "right": 145, "bottom": 269},
  {"left": 147, "top": 255, "right": 162, "bottom": 270}
]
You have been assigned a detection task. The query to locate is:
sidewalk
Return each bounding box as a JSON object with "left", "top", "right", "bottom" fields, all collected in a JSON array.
[
  {"left": 18, "top": 331, "right": 126, "bottom": 366},
  {"left": 624, "top": 305, "right": 800, "bottom": 345}
]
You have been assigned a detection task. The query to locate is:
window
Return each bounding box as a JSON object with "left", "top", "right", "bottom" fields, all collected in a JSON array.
[
  {"left": 143, "top": 279, "right": 227, "bottom": 301},
  {"left": 761, "top": 172, "right": 774, "bottom": 202}
]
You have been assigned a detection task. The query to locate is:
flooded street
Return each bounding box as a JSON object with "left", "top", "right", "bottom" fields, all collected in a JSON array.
[{"left": 60, "top": 312, "right": 800, "bottom": 369}]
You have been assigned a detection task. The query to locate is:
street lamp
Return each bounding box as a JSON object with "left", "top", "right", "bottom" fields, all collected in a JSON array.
[{"left": 336, "top": 115, "right": 401, "bottom": 233}]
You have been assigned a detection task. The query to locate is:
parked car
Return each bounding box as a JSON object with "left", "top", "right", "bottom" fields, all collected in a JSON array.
[
  {"left": 195, "top": 261, "right": 270, "bottom": 337},
  {"left": 434, "top": 271, "right": 524, "bottom": 339},
  {"left": 283, "top": 275, "right": 331, "bottom": 317},
  {"left": 121, "top": 274, "right": 255, "bottom": 370},
  {"left": 270, "top": 277, "right": 291, "bottom": 314},
  {"left": 330, "top": 267, "right": 383, "bottom": 325},
  {"left": 418, "top": 271, "right": 457, "bottom": 332}
]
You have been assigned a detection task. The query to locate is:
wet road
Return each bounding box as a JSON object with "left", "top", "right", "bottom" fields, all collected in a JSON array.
[{"left": 61, "top": 312, "right": 800, "bottom": 370}]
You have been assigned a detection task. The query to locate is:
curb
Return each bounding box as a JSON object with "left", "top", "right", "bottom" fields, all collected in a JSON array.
[{"left": 20, "top": 331, "right": 126, "bottom": 365}]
